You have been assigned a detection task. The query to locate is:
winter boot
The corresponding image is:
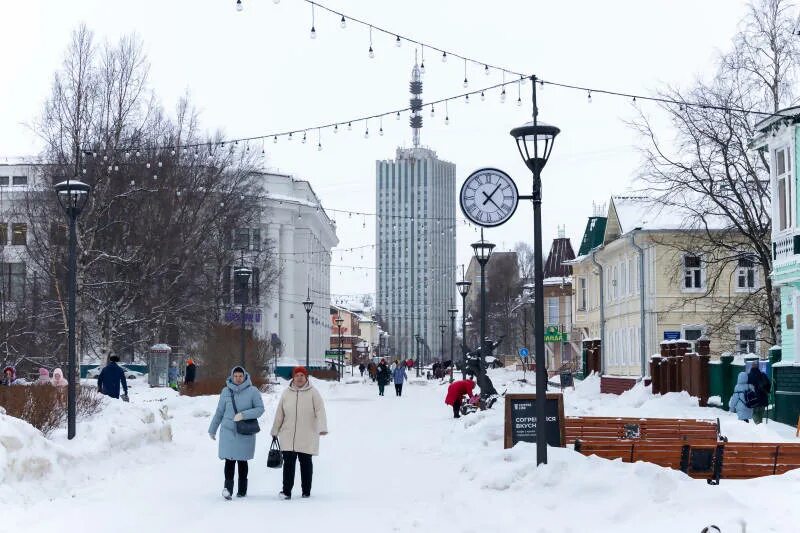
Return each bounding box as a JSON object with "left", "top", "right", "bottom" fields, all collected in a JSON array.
[
  {"left": 279, "top": 491, "right": 291, "bottom": 500},
  {"left": 223, "top": 479, "right": 234, "bottom": 500},
  {"left": 236, "top": 478, "right": 248, "bottom": 498}
]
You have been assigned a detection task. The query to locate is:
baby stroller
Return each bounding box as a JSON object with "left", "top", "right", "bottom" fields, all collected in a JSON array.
[{"left": 459, "top": 392, "right": 499, "bottom": 416}]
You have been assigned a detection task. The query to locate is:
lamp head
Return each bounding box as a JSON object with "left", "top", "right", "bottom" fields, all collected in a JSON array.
[
  {"left": 471, "top": 240, "right": 495, "bottom": 265},
  {"left": 303, "top": 298, "right": 314, "bottom": 313},
  {"left": 456, "top": 280, "right": 472, "bottom": 297},
  {"left": 448, "top": 308, "right": 458, "bottom": 320},
  {"left": 509, "top": 120, "right": 560, "bottom": 174},
  {"left": 54, "top": 179, "right": 91, "bottom": 217}
]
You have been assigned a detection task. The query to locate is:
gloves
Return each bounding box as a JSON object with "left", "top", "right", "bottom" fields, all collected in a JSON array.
[
  {"left": 233, "top": 413, "right": 243, "bottom": 422},
  {"left": 209, "top": 433, "right": 216, "bottom": 440},
  {"left": 121, "top": 393, "right": 129, "bottom": 402}
]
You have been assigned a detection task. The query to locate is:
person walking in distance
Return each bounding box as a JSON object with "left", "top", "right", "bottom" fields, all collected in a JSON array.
[
  {"left": 98, "top": 356, "right": 129, "bottom": 401},
  {"left": 392, "top": 361, "right": 407, "bottom": 396},
  {"left": 376, "top": 359, "right": 390, "bottom": 396},
  {"left": 271, "top": 367, "right": 328, "bottom": 499},
  {"left": 51, "top": 368, "right": 68, "bottom": 387},
  {"left": 184, "top": 358, "right": 197, "bottom": 387},
  {"left": 728, "top": 371, "right": 755, "bottom": 423},
  {"left": 208, "top": 366, "right": 265, "bottom": 500}
]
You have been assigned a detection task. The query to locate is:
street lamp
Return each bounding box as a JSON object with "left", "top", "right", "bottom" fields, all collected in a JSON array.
[
  {"left": 448, "top": 308, "right": 458, "bottom": 383},
  {"left": 439, "top": 323, "right": 447, "bottom": 363},
  {"left": 510, "top": 75, "right": 560, "bottom": 466},
  {"left": 233, "top": 253, "right": 252, "bottom": 368},
  {"left": 54, "top": 178, "right": 90, "bottom": 440},
  {"left": 335, "top": 315, "right": 344, "bottom": 382},
  {"left": 456, "top": 280, "right": 471, "bottom": 378},
  {"left": 471, "top": 238, "right": 495, "bottom": 396},
  {"left": 302, "top": 289, "right": 314, "bottom": 368}
]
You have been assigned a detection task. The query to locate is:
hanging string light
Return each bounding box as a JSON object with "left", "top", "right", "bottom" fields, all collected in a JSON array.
[
  {"left": 368, "top": 25, "right": 374, "bottom": 58},
  {"left": 445, "top": 100, "right": 449, "bottom": 125},
  {"left": 420, "top": 45, "right": 425, "bottom": 75},
  {"left": 463, "top": 59, "right": 469, "bottom": 88},
  {"left": 309, "top": 3, "right": 316, "bottom": 39},
  {"left": 395, "top": 34, "right": 401, "bottom": 47},
  {"left": 317, "top": 128, "right": 322, "bottom": 151},
  {"left": 516, "top": 79, "right": 522, "bottom": 106},
  {"left": 340, "top": 14, "right": 346, "bottom": 28},
  {"left": 236, "top": 0, "right": 243, "bottom": 12}
]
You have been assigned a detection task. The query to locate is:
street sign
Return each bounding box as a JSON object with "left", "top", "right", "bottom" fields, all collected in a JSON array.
[
  {"left": 543, "top": 326, "right": 562, "bottom": 343},
  {"left": 518, "top": 347, "right": 529, "bottom": 358},
  {"left": 663, "top": 331, "right": 681, "bottom": 341}
]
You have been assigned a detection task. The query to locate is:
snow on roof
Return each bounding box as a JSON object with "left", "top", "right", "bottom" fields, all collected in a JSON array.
[
  {"left": 543, "top": 276, "right": 572, "bottom": 286},
  {"left": 610, "top": 196, "right": 728, "bottom": 233}
]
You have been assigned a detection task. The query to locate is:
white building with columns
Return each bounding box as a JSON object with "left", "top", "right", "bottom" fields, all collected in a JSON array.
[{"left": 245, "top": 172, "right": 338, "bottom": 367}]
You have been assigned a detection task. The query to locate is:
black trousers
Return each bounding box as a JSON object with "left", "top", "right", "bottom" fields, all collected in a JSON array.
[
  {"left": 378, "top": 383, "right": 385, "bottom": 395},
  {"left": 395, "top": 383, "right": 403, "bottom": 396},
  {"left": 224, "top": 460, "right": 248, "bottom": 482},
  {"left": 282, "top": 451, "right": 313, "bottom": 496},
  {"left": 453, "top": 397, "right": 462, "bottom": 418}
]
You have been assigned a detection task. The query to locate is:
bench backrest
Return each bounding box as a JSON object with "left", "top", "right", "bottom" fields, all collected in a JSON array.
[{"left": 566, "top": 416, "right": 719, "bottom": 443}]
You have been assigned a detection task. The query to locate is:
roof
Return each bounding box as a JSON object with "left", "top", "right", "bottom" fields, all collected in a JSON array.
[
  {"left": 577, "top": 216, "right": 607, "bottom": 256},
  {"left": 606, "top": 196, "right": 728, "bottom": 238},
  {"left": 543, "top": 237, "right": 575, "bottom": 278}
]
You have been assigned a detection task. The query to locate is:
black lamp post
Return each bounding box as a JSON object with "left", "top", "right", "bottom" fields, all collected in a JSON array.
[
  {"left": 456, "top": 280, "right": 471, "bottom": 379},
  {"left": 335, "top": 315, "right": 344, "bottom": 382},
  {"left": 439, "top": 323, "right": 447, "bottom": 363},
  {"left": 54, "top": 178, "right": 90, "bottom": 440},
  {"left": 471, "top": 237, "right": 495, "bottom": 395},
  {"left": 303, "top": 289, "right": 314, "bottom": 368},
  {"left": 448, "top": 308, "right": 458, "bottom": 383},
  {"left": 510, "top": 75, "right": 560, "bottom": 466},
  {"left": 233, "top": 253, "right": 252, "bottom": 368}
]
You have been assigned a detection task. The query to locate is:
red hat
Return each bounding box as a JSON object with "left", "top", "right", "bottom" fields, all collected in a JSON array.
[
  {"left": 380, "top": 358, "right": 386, "bottom": 364},
  {"left": 292, "top": 366, "right": 309, "bottom": 377}
]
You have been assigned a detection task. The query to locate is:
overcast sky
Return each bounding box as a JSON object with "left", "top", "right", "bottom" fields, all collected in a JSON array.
[{"left": 1, "top": 0, "right": 752, "bottom": 302}]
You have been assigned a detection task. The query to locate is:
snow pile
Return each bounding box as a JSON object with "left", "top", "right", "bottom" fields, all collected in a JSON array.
[{"left": 0, "top": 394, "right": 172, "bottom": 503}]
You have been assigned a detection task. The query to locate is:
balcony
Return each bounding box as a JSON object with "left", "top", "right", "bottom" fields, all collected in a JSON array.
[{"left": 773, "top": 233, "right": 800, "bottom": 263}]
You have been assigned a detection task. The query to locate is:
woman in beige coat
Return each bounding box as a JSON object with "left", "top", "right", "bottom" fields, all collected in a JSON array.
[{"left": 271, "top": 366, "right": 328, "bottom": 499}]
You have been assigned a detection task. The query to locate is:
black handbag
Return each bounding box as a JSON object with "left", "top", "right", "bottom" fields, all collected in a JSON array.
[
  {"left": 267, "top": 437, "right": 283, "bottom": 468},
  {"left": 230, "top": 391, "right": 260, "bottom": 435}
]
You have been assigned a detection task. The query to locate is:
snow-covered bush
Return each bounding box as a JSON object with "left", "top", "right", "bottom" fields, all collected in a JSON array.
[{"left": 0, "top": 385, "right": 102, "bottom": 435}]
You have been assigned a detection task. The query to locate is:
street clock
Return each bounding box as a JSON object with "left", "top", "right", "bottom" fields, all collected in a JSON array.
[{"left": 459, "top": 168, "right": 519, "bottom": 227}]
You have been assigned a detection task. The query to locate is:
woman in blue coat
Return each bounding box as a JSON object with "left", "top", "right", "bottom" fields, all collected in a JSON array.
[
  {"left": 392, "top": 362, "right": 407, "bottom": 396},
  {"left": 209, "top": 366, "right": 265, "bottom": 499},
  {"left": 728, "top": 371, "right": 754, "bottom": 422}
]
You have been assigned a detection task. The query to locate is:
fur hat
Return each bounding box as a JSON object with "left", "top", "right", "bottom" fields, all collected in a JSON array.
[{"left": 292, "top": 366, "right": 309, "bottom": 378}]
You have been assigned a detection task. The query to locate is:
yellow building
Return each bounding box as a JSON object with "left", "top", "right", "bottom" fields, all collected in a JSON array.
[{"left": 570, "top": 197, "right": 762, "bottom": 381}]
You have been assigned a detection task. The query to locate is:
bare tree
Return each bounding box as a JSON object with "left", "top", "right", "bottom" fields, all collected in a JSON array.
[
  {"left": 22, "top": 26, "right": 278, "bottom": 370},
  {"left": 630, "top": 0, "right": 799, "bottom": 347}
]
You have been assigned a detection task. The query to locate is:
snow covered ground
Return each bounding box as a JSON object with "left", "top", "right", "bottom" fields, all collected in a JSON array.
[{"left": 1, "top": 369, "right": 798, "bottom": 533}]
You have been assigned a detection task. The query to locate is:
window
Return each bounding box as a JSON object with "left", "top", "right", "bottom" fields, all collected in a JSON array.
[
  {"left": 620, "top": 261, "right": 628, "bottom": 296},
  {"left": 0, "top": 262, "right": 26, "bottom": 301},
  {"left": 251, "top": 228, "right": 261, "bottom": 251},
  {"left": 12, "top": 175, "right": 27, "bottom": 186},
  {"left": 11, "top": 224, "right": 26, "bottom": 246},
  {"left": 577, "top": 277, "right": 587, "bottom": 311},
  {"left": 683, "top": 254, "right": 703, "bottom": 289},
  {"left": 682, "top": 327, "right": 704, "bottom": 352},
  {"left": 0, "top": 223, "right": 6, "bottom": 246},
  {"left": 737, "top": 255, "right": 757, "bottom": 291},
  {"left": 0, "top": 176, "right": 8, "bottom": 186},
  {"left": 546, "top": 297, "right": 559, "bottom": 325},
  {"left": 738, "top": 327, "right": 757, "bottom": 354},
  {"left": 775, "top": 146, "right": 793, "bottom": 231},
  {"left": 234, "top": 228, "right": 249, "bottom": 250}
]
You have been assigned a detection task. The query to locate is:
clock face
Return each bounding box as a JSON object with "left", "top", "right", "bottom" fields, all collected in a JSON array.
[{"left": 459, "top": 168, "right": 519, "bottom": 227}]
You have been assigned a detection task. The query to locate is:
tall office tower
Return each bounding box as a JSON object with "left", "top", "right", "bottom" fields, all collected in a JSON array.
[{"left": 375, "top": 59, "right": 456, "bottom": 363}]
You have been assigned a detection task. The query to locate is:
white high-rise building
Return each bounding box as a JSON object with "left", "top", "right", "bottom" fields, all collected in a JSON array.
[{"left": 375, "top": 61, "right": 456, "bottom": 362}]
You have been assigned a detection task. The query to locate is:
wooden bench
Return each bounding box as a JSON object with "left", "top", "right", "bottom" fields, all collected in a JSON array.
[
  {"left": 565, "top": 416, "right": 720, "bottom": 444},
  {"left": 574, "top": 438, "right": 800, "bottom": 483}
]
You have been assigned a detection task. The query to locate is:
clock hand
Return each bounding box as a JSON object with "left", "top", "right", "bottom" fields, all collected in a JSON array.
[
  {"left": 482, "top": 191, "right": 501, "bottom": 209},
  {"left": 482, "top": 183, "right": 502, "bottom": 205}
]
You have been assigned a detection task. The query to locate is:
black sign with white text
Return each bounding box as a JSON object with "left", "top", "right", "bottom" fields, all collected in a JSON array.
[{"left": 504, "top": 393, "right": 565, "bottom": 448}]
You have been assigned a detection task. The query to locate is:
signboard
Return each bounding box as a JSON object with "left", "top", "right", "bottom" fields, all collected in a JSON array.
[
  {"left": 518, "top": 347, "right": 529, "bottom": 358},
  {"left": 325, "top": 349, "right": 345, "bottom": 356},
  {"left": 543, "top": 326, "right": 562, "bottom": 343},
  {"left": 224, "top": 310, "right": 262, "bottom": 323},
  {"left": 663, "top": 331, "right": 681, "bottom": 341},
  {"left": 504, "top": 393, "right": 565, "bottom": 449},
  {"left": 559, "top": 371, "right": 574, "bottom": 390}
]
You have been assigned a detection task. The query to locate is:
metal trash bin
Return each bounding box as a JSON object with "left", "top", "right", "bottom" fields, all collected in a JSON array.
[{"left": 148, "top": 343, "right": 172, "bottom": 387}]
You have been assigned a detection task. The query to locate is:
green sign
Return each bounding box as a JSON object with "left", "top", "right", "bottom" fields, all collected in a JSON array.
[
  {"left": 325, "top": 349, "right": 345, "bottom": 356},
  {"left": 543, "top": 326, "right": 566, "bottom": 343}
]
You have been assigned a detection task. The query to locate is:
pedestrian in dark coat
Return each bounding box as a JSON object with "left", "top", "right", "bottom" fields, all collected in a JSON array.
[
  {"left": 392, "top": 364, "right": 407, "bottom": 396},
  {"left": 358, "top": 363, "right": 365, "bottom": 377},
  {"left": 184, "top": 358, "right": 197, "bottom": 385},
  {"left": 98, "top": 356, "right": 128, "bottom": 400},
  {"left": 376, "top": 359, "right": 390, "bottom": 396},
  {"left": 208, "top": 366, "right": 265, "bottom": 499}
]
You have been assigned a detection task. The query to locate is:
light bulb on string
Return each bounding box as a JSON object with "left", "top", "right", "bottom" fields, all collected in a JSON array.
[
  {"left": 484, "top": 64, "right": 490, "bottom": 76},
  {"left": 135, "top": 150, "right": 141, "bottom": 157},
  {"left": 334, "top": 124, "right": 338, "bottom": 134},
  {"left": 501, "top": 87, "right": 506, "bottom": 102},
  {"left": 317, "top": 128, "right": 322, "bottom": 151},
  {"left": 302, "top": 131, "right": 307, "bottom": 144},
  {"left": 340, "top": 15, "right": 346, "bottom": 28},
  {"left": 364, "top": 120, "right": 369, "bottom": 138},
  {"left": 288, "top": 132, "right": 293, "bottom": 141},
  {"left": 171, "top": 149, "right": 176, "bottom": 156},
  {"left": 395, "top": 35, "right": 401, "bottom": 47},
  {"left": 480, "top": 90, "right": 485, "bottom": 101},
  {"left": 516, "top": 81, "right": 522, "bottom": 106},
  {"left": 347, "top": 122, "right": 352, "bottom": 131},
  {"left": 587, "top": 91, "right": 592, "bottom": 103},
  {"left": 368, "top": 26, "right": 374, "bottom": 58},
  {"left": 310, "top": 4, "right": 316, "bottom": 39},
  {"left": 465, "top": 94, "right": 470, "bottom": 104},
  {"left": 463, "top": 59, "right": 468, "bottom": 88},
  {"left": 380, "top": 116, "right": 384, "bottom": 136},
  {"left": 273, "top": 135, "right": 278, "bottom": 144},
  {"left": 430, "top": 104, "right": 435, "bottom": 117},
  {"left": 441, "top": 51, "right": 447, "bottom": 62},
  {"left": 236, "top": 0, "right": 243, "bottom": 11}
]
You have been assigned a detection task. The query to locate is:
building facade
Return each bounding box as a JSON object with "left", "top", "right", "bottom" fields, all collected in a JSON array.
[
  {"left": 375, "top": 147, "right": 456, "bottom": 361},
  {"left": 570, "top": 196, "right": 764, "bottom": 378}
]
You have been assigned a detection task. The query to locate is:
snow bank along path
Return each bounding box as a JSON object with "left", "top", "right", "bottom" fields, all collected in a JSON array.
[{"left": 2, "top": 370, "right": 799, "bottom": 533}]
